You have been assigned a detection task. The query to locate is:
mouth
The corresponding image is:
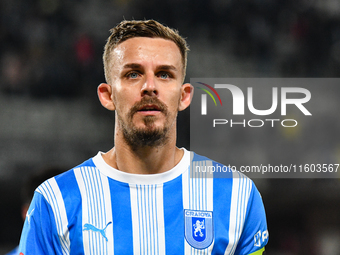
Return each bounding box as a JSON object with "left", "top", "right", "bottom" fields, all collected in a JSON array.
[
  {"left": 137, "top": 104, "right": 162, "bottom": 115},
  {"left": 138, "top": 104, "right": 161, "bottom": 112}
]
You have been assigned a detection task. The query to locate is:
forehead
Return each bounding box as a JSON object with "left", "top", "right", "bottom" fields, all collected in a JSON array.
[{"left": 112, "top": 37, "right": 183, "bottom": 69}]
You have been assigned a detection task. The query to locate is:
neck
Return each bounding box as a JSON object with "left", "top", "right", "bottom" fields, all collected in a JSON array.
[{"left": 102, "top": 128, "right": 183, "bottom": 175}]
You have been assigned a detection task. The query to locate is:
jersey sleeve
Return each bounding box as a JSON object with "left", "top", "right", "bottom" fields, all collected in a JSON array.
[
  {"left": 18, "top": 191, "right": 63, "bottom": 255},
  {"left": 235, "top": 182, "right": 269, "bottom": 255}
]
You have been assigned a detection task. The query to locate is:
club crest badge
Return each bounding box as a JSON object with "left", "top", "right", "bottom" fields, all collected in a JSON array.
[{"left": 184, "top": 209, "right": 213, "bottom": 249}]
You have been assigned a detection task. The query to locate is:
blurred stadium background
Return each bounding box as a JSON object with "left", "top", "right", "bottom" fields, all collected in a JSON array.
[{"left": 1, "top": 0, "right": 340, "bottom": 254}]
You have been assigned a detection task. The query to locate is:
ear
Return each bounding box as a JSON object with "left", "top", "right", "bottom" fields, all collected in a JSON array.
[
  {"left": 97, "top": 83, "right": 116, "bottom": 111},
  {"left": 178, "top": 83, "right": 193, "bottom": 111}
]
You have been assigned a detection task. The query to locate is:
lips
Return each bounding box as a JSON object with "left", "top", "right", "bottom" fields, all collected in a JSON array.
[{"left": 138, "top": 104, "right": 161, "bottom": 112}]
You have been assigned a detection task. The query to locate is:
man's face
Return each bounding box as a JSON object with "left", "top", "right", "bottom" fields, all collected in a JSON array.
[{"left": 108, "top": 37, "right": 186, "bottom": 148}]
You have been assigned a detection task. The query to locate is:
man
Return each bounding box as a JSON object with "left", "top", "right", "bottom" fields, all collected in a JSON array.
[{"left": 19, "top": 20, "right": 268, "bottom": 254}]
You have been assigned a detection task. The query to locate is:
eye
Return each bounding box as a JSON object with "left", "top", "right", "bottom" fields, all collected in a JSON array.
[
  {"left": 127, "top": 72, "right": 140, "bottom": 79},
  {"left": 159, "top": 72, "right": 170, "bottom": 79}
]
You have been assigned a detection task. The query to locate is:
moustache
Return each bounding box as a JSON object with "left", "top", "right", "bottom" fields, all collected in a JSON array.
[{"left": 129, "top": 96, "right": 168, "bottom": 116}]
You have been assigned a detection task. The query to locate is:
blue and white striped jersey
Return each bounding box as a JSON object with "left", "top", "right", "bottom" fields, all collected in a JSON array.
[{"left": 19, "top": 149, "right": 268, "bottom": 255}]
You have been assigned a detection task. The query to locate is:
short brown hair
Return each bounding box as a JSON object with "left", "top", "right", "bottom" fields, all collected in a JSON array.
[{"left": 103, "top": 20, "right": 189, "bottom": 83}]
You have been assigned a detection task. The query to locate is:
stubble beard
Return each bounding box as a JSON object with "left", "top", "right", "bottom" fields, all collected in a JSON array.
[{"left": 117, "top": 97, "right": 177, "bottom": 151}]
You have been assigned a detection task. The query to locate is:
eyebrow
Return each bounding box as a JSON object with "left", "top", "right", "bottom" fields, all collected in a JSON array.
[
  {"left": 157, "top": 65, "right": 178, "bottom": 72},
  {"left": 122, "top": 63, "right": 178, "bottom": 72},
  {"left": 123, "top": 63, "right": 142, "bottom": 69}
]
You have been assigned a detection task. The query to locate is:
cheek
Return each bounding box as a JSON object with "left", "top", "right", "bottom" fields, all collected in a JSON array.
[
  {"left": 112, "top": 91, "right": 127, "bottom": 113},
  {"left": 165, "top": 93, "right": 182, "bottom": 111},
  {"left": 113, "top": 91, "right": 141, "bottom": 115},
  {"left": 172, "top": 89, "right": 183, "bottom": 104}
]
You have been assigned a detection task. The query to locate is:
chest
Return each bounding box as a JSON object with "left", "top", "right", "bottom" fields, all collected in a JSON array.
[{"left": 66, "top": 172, "right": 242, "bottom": 254}]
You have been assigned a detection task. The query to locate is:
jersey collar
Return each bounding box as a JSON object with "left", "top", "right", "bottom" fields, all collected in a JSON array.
[{"left": 92, "top": 148, "right": 190, "bottom": 185}]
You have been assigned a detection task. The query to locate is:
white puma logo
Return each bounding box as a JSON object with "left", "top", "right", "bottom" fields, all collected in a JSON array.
[
  {"left": 83, "top": 222, "right": 112, "bottom": 241},
  {"left": 26, "top": 208, "right": 35, "bottom": 224}
]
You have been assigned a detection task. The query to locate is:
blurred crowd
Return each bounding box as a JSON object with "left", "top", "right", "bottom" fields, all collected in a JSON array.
[
  {"left": 0, "top": 0, "right": 104, "bottom": 98},
  {"left": 1, "top": 0, "right": 340, "bottom": 99}
]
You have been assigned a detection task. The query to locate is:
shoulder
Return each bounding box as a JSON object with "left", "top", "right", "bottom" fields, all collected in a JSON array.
[{"left": 35, "top": 156, "right": 96, "bottom": 203}]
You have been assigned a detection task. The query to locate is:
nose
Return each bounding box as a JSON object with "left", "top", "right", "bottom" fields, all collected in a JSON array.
[{"left": 141, "top": 74, "right": 158, "bottom": 97}]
